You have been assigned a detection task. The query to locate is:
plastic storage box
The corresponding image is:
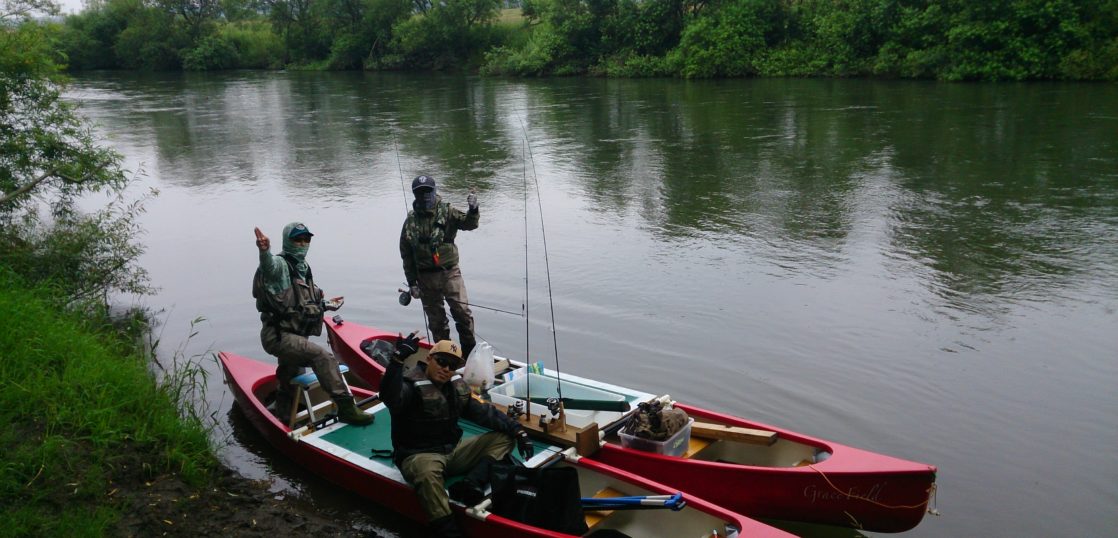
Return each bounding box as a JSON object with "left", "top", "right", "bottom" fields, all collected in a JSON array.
[{"left": 618, "top": 418, "right": 694, "bottom": 457}]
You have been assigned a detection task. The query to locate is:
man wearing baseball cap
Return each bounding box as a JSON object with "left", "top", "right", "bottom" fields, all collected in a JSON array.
[
  {"left": 400, "top": 175, "right": 481, "bottom": 359},
  {"left": 252, "top": 222, "right": 372, "bottom": 426},
  {"left": 381, "top": 334, "right": 534, "bottom": 537}
]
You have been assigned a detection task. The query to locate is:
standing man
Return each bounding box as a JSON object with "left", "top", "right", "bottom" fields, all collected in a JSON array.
[
  {"left": 253, "top": 223, "right": 372, "bottom": 426},
  {"left": 382, "top": 335, "right": 534, "bottom": 537},
  {"left": 400, "top": 175, "right": 481, "bottom": 359}
]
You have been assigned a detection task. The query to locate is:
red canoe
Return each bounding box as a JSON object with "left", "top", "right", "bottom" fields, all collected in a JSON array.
[
  {"left": 325, "top": 317, "right": 938, "bottom": 533},
  {"left": 219, "top": 350, "right": 793, "bottom": 537}
]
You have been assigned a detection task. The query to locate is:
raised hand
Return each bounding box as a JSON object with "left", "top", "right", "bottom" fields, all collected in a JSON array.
[
  {"left": 467, "top": 188, "right": 478, "bottom": 211},
  {"left": 394, "top": 330, "right": 422, "bottom": 360},
  {"left": 254, "top": 227, "right": 270, "bottom": 252}
]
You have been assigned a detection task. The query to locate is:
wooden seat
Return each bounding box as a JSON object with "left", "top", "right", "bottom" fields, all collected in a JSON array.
[
  {"left": 682, "top": 436, "right": 713, "bottom": 458},
  {"left": 690, "top": 421, "right": 778, "bottom": 446},
  {"left": 288, "top": 364, "right": 351, "bottom": 428},
  {"left": 584, "top": 487, "right": 624, "bottom": 530}
]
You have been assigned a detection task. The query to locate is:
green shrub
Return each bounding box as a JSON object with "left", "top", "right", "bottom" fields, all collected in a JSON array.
[
  {"left": 113, "top": 7, "right": 184, "bottom": 70},
  {"left": 217, "top": 21, "right": 284, "bottom": 69},
  {"left": 599, "top": 52, "right": 673, "bottom": 77},
  {"left": 668, "top": 0, "right": 772, "bottom": 78},
  {"left": 182, "top": 34, "right": 241, "bottom": 70},
  {"left": 326, "top": 32, "right": 370, "bottom": 70},
  {"left": 481, "top": 26, "right": 562, "bottom": 75}
]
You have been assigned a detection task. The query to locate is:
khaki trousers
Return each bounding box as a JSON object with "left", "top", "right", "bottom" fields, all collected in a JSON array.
[
  {"left": 260, "top": 324, "right": 350, "bottom": 401},
  {"left": 416, "top": 266, "right": 476, "bottom": 355},
  {"left": 399, "top": 431, "right": 514, "bottom": 521}
]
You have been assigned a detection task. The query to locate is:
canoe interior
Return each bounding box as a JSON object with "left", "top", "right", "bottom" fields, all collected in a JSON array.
[
  {"left": 341, "top": 330, "right": 831, "bottom": 469},
  {"left": 687, "top": 435, "right": 823, "bottom": 467},
  {"left": 244, "top": 369, "right": 743, "bottom": 537},
  {"left": 484, "top": 358, "right": 831, "bottom": 468},
  {"left": 557, "top": 461, "right": 739, "bottom": 538}
]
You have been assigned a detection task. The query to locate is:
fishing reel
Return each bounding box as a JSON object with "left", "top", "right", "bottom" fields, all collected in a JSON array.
[
  {"left": 506, "top": 400, "right": 525, "bottom": 421},
  {"left": 397, "top": 288, "right": 412, "bottom": 306},
  {"left": 545, "top": 397, "right": 562, "bottom": 417}
]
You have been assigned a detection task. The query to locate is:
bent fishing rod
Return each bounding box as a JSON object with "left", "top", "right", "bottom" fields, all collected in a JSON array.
[{"left": 392, "top": 128, "right": 432, "bottom": 344}]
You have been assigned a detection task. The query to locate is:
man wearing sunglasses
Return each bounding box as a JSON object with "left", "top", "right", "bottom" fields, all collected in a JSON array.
[
  {"left": 381, "top": 334, "right": 534, "bottom": 537},
  {"left": 252, "top": 223, "right": 372, "bottom": 426}
]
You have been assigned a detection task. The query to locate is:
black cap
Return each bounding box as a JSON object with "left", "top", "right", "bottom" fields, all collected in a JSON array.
[
  {"left": 288, "top": 223, "right": 314, "bottom": 238},
  {"left": 411, "top": 175, "right": 436, "bottom": 192}
]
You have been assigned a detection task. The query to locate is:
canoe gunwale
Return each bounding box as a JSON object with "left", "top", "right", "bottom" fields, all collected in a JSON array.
[
  {"left": 220, "top": 350, "right": 784, "bottom": 537},
  {"left": 322, "top": 318, "right": 939, "bottom": 533}
]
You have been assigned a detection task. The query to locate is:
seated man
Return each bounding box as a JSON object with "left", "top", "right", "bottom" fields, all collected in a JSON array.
[{"left": 381, "top": 335, "right": 534, "bottom": 537}]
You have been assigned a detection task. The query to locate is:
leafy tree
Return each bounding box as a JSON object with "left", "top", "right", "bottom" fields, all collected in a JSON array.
[
  {"left": 221, "top": 0, "right": 265, "bottom": 21},
  {"left": 154, "top": 0, "right": 221, "bottom": 38},
  {"left": 389, "top": 0, "right": 502, "bottom": 69},
  {"left": 182, "top": 32, "right": 240, "bottom": 68},
  {"left": 61, "top": 3, "right": 127, "bottom": 69},
  {"left": 266, "top": 0, "right": 326, "bottom": 63},
  {"left": 668, "top": 0, "right": 782, "bottom": 77},
  {"left": 2, "top": 0, "right": 151, "bottom": 301},
  {"left": 113, "top": 4, "right": 185, "bottom": 69}
]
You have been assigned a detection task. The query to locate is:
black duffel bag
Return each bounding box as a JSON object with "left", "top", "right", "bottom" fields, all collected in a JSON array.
[{"left": 488, "top": 463, "right": 589, "bottom": 535}]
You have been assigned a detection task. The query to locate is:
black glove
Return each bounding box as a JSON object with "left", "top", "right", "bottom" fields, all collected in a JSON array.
[
  {"left": 516, "top": 430, "right": 534, "bottom": 460},
  {"left": 393, "top": 332, "right": 421, "bottom": 361}
]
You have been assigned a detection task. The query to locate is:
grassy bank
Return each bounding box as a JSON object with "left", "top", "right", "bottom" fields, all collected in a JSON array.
[{"left": 0, "top": 269, "right": 216, "bottom": 536}]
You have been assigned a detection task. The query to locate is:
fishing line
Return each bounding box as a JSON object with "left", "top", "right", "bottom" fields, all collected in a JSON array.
[
  {"left": 391, "top": 127, "right": 432, "bottom": 343},
  {"left": 514, "top": 110, "right": 563, "bottom": 403},
  {"left": 521, "top": 133, "right": 533, "bottom": 414},
  {"left": 441, "top": 296, "right": 523, "bottom": 317}
]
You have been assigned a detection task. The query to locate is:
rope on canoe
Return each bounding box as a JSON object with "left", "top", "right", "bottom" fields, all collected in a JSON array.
[{"left": 806, "top": 464, "right": 941, "bottom": 514}]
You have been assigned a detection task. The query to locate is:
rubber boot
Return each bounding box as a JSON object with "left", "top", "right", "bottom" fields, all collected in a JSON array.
[
  {"left": 334, "top": 397, "right": 374, "bottom": 426},
  {"left": 271, "top": 390, "right": 294, "bottom": 421},
  {"left": 448, "top": 456, "right": 496, "bottom": 507},
  {"left": 428, "top": 515, "right": 466, "bottom": 538}
]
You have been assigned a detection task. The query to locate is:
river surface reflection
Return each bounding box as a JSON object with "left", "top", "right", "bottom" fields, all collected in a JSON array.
[{"left": 67, "top": 72, "right": 1118, "bottom": 537}]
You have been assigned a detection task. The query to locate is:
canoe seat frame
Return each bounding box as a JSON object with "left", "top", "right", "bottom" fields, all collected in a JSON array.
[{"left": 288, "top": 364, "right": 352, "bottom": 428}]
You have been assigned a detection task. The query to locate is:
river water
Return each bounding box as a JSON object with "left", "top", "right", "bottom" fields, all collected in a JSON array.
[{"left": 66, "top": 72, "right": 1117, "bottom": 537}]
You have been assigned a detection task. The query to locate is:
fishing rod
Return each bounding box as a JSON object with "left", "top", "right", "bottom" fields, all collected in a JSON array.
[
  {"left": 391, "top": 128, "right": 432, "bottom": 344},
  {"left": 397, "top": 289, "right": 523, "bottom": 317},
  {"left": 514, "top": 111, "right": 563, "bottom": 404},
  {"left": 522, "top": 134, "right": 533, "bottom": 416}
]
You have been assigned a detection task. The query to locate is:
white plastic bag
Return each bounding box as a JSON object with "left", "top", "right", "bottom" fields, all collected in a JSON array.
[{"left": 462, "top": 340, "right": 496, "bottom": 390}]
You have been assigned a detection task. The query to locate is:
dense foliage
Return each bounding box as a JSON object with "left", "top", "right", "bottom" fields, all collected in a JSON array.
[
  {"left": 2, "top": 0, "right": 152, "bottom": 305},
  {"left": 3, "top": 4, "right": 217, "bottom": 533},
  {"left": 47, "top": 0, "right": 1117, "bottom": 80}
]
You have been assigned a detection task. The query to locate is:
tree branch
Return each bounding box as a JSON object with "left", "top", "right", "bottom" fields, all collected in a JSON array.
[{"left": 0, "top": 168, "right": 55, "bottom": 206}]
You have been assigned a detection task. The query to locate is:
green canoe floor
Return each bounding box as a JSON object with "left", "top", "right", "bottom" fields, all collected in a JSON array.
[{"left": 319, "top": 406, "right": 559, "bottom": 468}]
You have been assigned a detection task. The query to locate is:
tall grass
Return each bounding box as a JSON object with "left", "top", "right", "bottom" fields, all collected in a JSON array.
[{"left": 0, "top": 269, "right": 218, "bottom": 536}]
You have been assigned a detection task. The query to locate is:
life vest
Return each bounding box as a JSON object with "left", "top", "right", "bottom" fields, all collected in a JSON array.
[
  {"left": 252, "top": 253, "right": 324, "bottom": 336},
  {"left": 391, "top": 367, "right": 473, "bottom": 461},
  {"left": 404, "top": 202, "right": 457, "bottom": 269}
]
